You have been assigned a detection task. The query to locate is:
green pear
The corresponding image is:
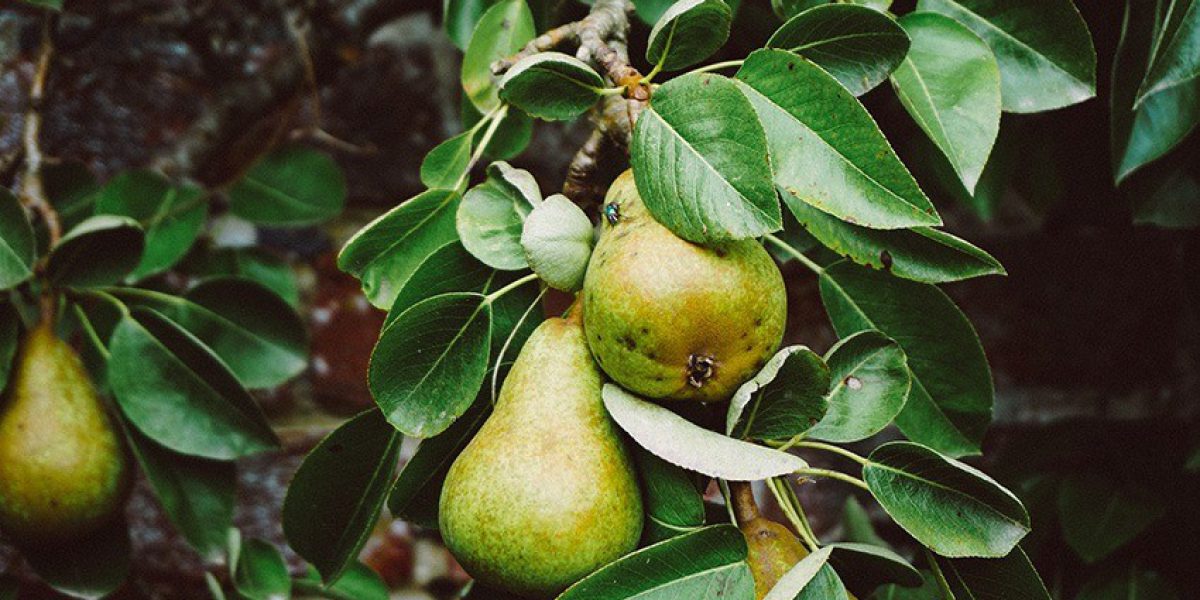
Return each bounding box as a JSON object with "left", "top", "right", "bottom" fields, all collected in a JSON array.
[
  {"left": 0, "top": 323, "right": 130, "bottom": 545},
  {"left": 731, "top": 482, "right": 809, "bottom": 599},
  {"left": 439, "top": 312, "right": 643, "bottom": 598},
  {"left": 583, "top": 170, "right": 787, "bottom": 402}
]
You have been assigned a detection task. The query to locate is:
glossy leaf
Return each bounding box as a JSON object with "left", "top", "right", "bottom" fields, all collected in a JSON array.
[
  {"left": 1136, "top": 0, "right": 1200, "bottom": 104},
  {"left": 820, "top": 261, "right": 993, "bottom": 457},
  {"left": 763, "top": 547, "right": 832, "bottom": 600},
  {"left": 109, "top": 308, "right": 278, "bottom": 460},
  {"left": 228, "top": 145, "right": 346, "bottom": 226},
  {"left": 283, "top": 410, "right": 402, "bottom": 583},
  {"left": 182, "top": 246, "right": 300, "bottom": 306},
  {"left": 0, "top": 188, "right": 35, "bottom": 290},
  {"left": 499, "top": 52, "right": 604, "bottom": 120},
  {"left": 864, "top": 441, "right": 1030, "bottom": 558},
  {"left": 420, "top": 131, "right": 474, "bottom": 190},
  {"left": 46, "top": 215, "right": 145, "bottom": 288},
  {"left": 630, "top": 72, "right": 779, "bottom": 243},
  {"left": 458, "top": 176, "right": 531, "bottom": 270},
  {"left": 462, "top": 0, "right": 535, "bottom": 112},
  {"left": 934, "top": 546, "right": 1050, "bottom": 600},
  {"left": 1057, "top": 472, "right": 1165, "bottom": 563},
  {"left": 636, "top": 446, "right": 706, "bottom": 543},
  {"left": 768, "top": 4, "right": 910, "bottom": 95},
  {"left": 784, "top": 195, "right": 1004, "bottom": 283},
  {"left": 1076, "top": 568, "right": 1179, "bottom": 600},
  {"left": 917, "top": 0, "right": 1096, "bottom": 113},
  {"left": 21, "top": 517, "right": 130, "bottom": 600},
  {"left": 339, "top": 189, "right": 461, "bottom": 309},
  {"left": 94, "top": 170, "right": 207, "bottom": 279},
  {"left": 234, "top": 539, "right": 291, "bottom": 600},
  {"left": 891, "top": 12, "right": 1001, "bottom": 192},
  {"left": 445, "top": 0, "right": 500, "bottom": 50},
  {"left": 387, "top": 241, "right": 496, "bottom": 318},
  {"left": 487, "top": 161, "right": 542, "bottom": 205},
  {"left": 736, "top": 50, "right": 941, "bottom": 230},
  {"left": 726, "top": 345, "right": 830, "bottom": 441},
  {"left": 828, "top": 543, "right": 923, "bottom": 596},
  {"left": 604, "top": 384, "right": 808, "bottom": 481},
  {"left": 42, "top": 161, "right": 100, "bottom": 231},
  {"left": 520, "top": 193, "right": 593, "bottom": 291},
  {"left": 369, "top": 293, "right": 492, "bottom": 437},
  {"left": 808, "top": 330, "right": 911, "bottom": 444},
  {"left": 646, "top": 0, "right": 733, "bottom": 72},
  {"left": 558, "top": 525, "right": 755, "bottom": 600},
  {"left": 771, "top": 0, "right": 827, "bottom": 21},
  {"left": 792, "top": 563, "right": 850, "bottom": 600}
]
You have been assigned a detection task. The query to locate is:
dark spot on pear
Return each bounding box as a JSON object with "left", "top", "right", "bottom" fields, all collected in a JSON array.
[{"left": 621, "top": 336, "right": 637, "bottom": 350}]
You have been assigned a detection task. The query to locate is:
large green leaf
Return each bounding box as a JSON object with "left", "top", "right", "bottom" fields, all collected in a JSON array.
[
  {"left": 444, "top": 0, "right": 500, "bottom": 50},
  {"left": 646, "top": 0, "right": 733, "bottom": 72},
  {"left": 726, "top": 345, "right": 830, "bottom": 441},
  {"left": 933, "top": 546, "right": 1050, "bottom": 600},
  {"left": 762, "top": 547, "right": 833, "bottom": 600},
  {"left": 864, "top": 441, "right": 1030, "bottom": 558},
  {"left": 768, "top": 4, "right": 910, "bottom": 95},
  {"left": 94, "top": 170, "right": 207, "bottom": 279},
  {"left": 1111, "top": 0, "right": 1200, "bottom": 183},
  {"left": 891, "top": 12, "right": 1001, "bottom": 193},
  {"left": 917, "top": 0, "right": 1096, "bottom": 113},
  {"left": 283, "top": 409, "right": 402, "bottom": 583},
  {"left": 1057, "top": 472, "right": 1165, "bottom": 563},
  {"left": 1076, "top": 568, "right": 1179, "bottom": 600},
  {"left": 827, "top": 543, "right": 923, "bottom": 596},
  {"left": 784, "top": 195, "right": 1004, "bottom": 283},
  {"left": 338, "top": 189, "right": 461, "bottom": 309},
  {"left": 420, "top": 131, "right": 474, "bottom": 191},
  {"left": 458, "top": 174, "right": 532, "bottom": 271},
  {"left": 630, "top": 72, "right": 780, "bottom": 243},
  {"left": 233, "top": 539, "right": 291, "bottom": 600},
  {"left": 521, "top": 194, "right": 594, "bottom": 291},
  {"left": 46, "top": 216, "right": 145, "bottom": 288},
  {"left": 124, "top": 423, "right": 235, "bottom": 561},
  {"left": 819, "top": 261, "right": 993, "bottom": 457},
  {"left": 228, "top": 145, "right": 346, "bottom": 227},
  {"left": 0, "top": 188, "right": 35, "bottom": 290},
  {"left": 369, "top": 293, "right": 492, "bottom": 437},
  {"left": 558, "top": 525, "right": 755, "bottom": 600},
  {"left": 499, "top": 52, "right": 605, "bottom": 120},
  {"left": 791, "top": 564, "right": 850, "bottom": 600},
  {"left": 108, "top": 308, "right": 278, "bottom": 460},
  {"left": 21, "top": 517, "right": 130, "bottom": 600},
  {"left": 808, "top": 330, "right": 911, "bottom": 444},
  {"left": 462, "top": 0, "right": 535, "bottom": 112},
  {"left": 636, "top": 446, "right": 706, "bottom": 543},
  {"left": 735, "top": 50, "right": 941, "bottom": 230},
  {"left": 604, "top": 384, "right": 808, "bottom": 481},
  {"left": 387, "top": 241, "right": 496, "bottom": 318},
  {"left": 181, "top": 246, "right": 300, "bottom": 306},
  {"left": 1136, "top": 0, "right": 1200, "bottom": 104}
]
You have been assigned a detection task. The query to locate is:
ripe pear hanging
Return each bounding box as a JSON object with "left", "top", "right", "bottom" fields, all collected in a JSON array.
[
  {"left": 439, "top": 312, "right": 643, "bottom": 598},
  {"left": 0, "top": 322, "right": 130, "bottom": 545}
]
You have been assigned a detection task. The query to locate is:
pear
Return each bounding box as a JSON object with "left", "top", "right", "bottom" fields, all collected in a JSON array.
[
  {"left": 439, "top": 312, "right": 643, "bottom": 598},
  {"left": 583, "top": 170, "right": 787, "bottom": 402},
  {"left": 731, "top": 482, "right": 809, "bottom": 599},
  {"left": 0, "top": 323, "right": 130, "bottom": 545}
]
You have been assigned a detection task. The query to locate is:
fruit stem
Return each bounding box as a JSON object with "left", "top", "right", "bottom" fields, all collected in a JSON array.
[
  {"left": 764, "top": 234, "right": 822, "bottom": 275},
  {"left": 729, "top": 481, "right": 761, "bottom": 525},
  {"left": 562, "top": 294, "right": 584, "bottom": 325},
  {"left": 485, "top": 272, "right": 539, "bottom": 303}
]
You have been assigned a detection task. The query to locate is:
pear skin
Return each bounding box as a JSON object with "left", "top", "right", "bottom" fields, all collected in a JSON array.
[
  {"left": 583, "top": 170, "right": 787, "bottom": 402},
  {"left": 439, "top": 313, "right": 643, "bottom": 598},
  {"left": 0, "top": 323, "right": 130, "bottom": 545},
  {"left": 731, "top": 482, "right": 809, "bottom": 599}
]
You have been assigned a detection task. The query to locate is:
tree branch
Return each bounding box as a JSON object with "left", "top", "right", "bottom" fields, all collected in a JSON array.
[
  {"left": 20, "top": 13, "right": 62, "bottom": 249},
  {"left": 492, "top": 21, "right": 582, "bottom": 74}
]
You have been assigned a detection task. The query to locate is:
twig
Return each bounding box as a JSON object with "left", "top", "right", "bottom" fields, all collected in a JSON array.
[
  {"left": 20, "top": 13, "right": 62, "bottom": 249},
  {"left": 576, "top": 0, "right": 640, "bottom": 86}
]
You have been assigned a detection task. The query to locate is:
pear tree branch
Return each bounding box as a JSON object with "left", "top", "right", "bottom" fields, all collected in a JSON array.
[{"left": 20, "top": 14, "right": 62, "bottom": 249}]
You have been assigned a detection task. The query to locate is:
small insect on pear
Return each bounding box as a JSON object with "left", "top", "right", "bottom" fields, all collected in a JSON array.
[
  {"left": 687, "top": 353, "right": 716, "bottom": 388},
  {"left": 604, "top": 202, "right": 621, "bottom": 225}
]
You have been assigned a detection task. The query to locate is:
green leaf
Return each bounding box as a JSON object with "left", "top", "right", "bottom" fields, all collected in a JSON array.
[
  {"left": 445, "top": 0, "right": 500, "bottom": 50},
  {"left": 124, "top": 423, "right": 235, "bottom": 561},
  {"left": 636, "top": 446, "right": 706, "bottom": 543},
  {"left": 0, "top": 304, "right": 19, "bottom": 393},
  {"left": 112, "top": 278, "right": 308, "bottom": 389},
  {"left": 339, "top": 189, "right": 461, "bottom": 309},
  {"left": 726, "top": 345, "right": 830, "bottom": 441},
  {"left": 917, "top": 0, "right": 1096, "bottom": 113},
  {"left": 792, "top": 563, "right": 851, "bottom": 600},
  {"left": 458, "top": 176, "right": 531, "bottom": 271},
  {"left": 94, "top": 170, "right": 207, "bottom": 279},
  {"left": 890, "top": 12, "right": 1001, "bottom": 193},
  {"left": 819, "top": 261, "right": 993, "bottom": 457},
  {"left": 763, "top": 547, "right": 833, "bottom": 600},
  {"left": 864, "top": 441, "right": 1030, "bottom": 558},
  {"left": 842, "top": 496, "right": 887, "bottom": 547},
  {"left": 771, "top": 0, "right": 826, "bottom": 21},
  {"left": 234, "top": 539, "right": 291, "bottom": 600},
  {"left": 735, "top": 50, "right": 941, "bottom": 230},
  {"left": 521, "top": 194, "right": 594, "bottom": 291},
  {"left": 1111, "top": 0, "right": 1200, "bottom": 183},
  {"left": 296, "top": 563, "right": 389, "bottom": 600},
  {"left": 767, "top": 4, "right": 910, "bottom": 95},
  {"left": 1136, "top": 0, "right": 1200, "bottom": 105},
  {"left": 647, "top": 0, "right": 733, "bottom": 72},
  {"left": 630, "top": 72, "right": 779, "bottom": 243},
  {"left": 109, "top": 308, "right": 278, "bottom": 460},
  {"left": 873, "top": 571, "right": 943, "bottom": 600},
  {"left": 499, "top": 52, "right": 605, "bottom": 120},
  {"left": 487, "top": 161, "right": 543, "bottom": 205},
  {"left": 558, "top": 525, "right": 755, "bottom": 600},
  {"left": 809, "top": 330, "right": 911, "bottom": 444},
  {"left": 603, "top": 384, "right": 808, "bottom": 481},
  {"left": 181, "top": 247, "right": 300, "bottom": 306},
  {"left": 1076, "top": 568, "right": 1179, "bottom": 600},
  {"left": 828, "top": 543, "right": 924, "bottom": 596},
  {"left": 283, "top": 409, "right": 402, "bottom": 583},
  {"left": 784, "top": 196, "right": 1004, "bottom": 283},
  {"left": 933, "top": 546, "right": 1050, "bottom": 600},
  {"left": 46, "top": 215, "right": 145, "bottom": 288},
  {"left": 228, "top": 145, "right": 346, "bottom": 227},
  {"left": 420, "top": 131, "right": 474, "bottom": 190},
  {"left": 0, "top": 188, "right": 35, "bottom": 290},
  {"left": 463, "top": 98, "right": 534, "bottom": 160},
  {"left": 1057, "top": 472, "right": 1165, "bottom": 563},
  {"left": 21, "top": 517, "right": 130, "bottom": 600},
  {"left": 462, "top": 0, "right": 535, "bottom": 112},
  {"left": 369, "top": 293, "right": 492, "bottom": 437}
]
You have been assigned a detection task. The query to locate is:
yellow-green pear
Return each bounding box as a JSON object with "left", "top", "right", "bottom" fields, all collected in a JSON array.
[
  {"left": 0, "top": 323, "right": 130, "bottom": 545},
  {"left": 731, "top": 482, "right": 809, "bottom": 599},
  {"left": 439, "top": 311, "right": 643, "bottom": 598},
  {"left": 583, "top": 170, "right": 787, "bottom": 402}
]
